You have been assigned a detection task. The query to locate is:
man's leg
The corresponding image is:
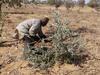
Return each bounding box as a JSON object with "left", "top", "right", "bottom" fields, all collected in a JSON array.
[
  {"left": 23, "top": 36, "right": 33, "bottom": 59},
  {"left": 23, "top": 35, "right": 40, "bottom": 59}
]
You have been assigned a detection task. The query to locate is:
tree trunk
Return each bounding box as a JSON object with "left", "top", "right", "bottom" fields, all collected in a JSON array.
[
  {"left": 0, "top": 3, "right": 2, "bottom": 37},
  {"left": 0, "top": 3, "right": 2, "bottom": 13}
]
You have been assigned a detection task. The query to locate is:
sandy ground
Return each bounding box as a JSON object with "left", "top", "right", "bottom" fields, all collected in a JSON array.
[{"left": 0, "top": 4, "right": 100, "bottom": 75}]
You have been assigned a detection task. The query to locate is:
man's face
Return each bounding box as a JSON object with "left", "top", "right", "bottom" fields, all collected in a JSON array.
[
  {"left": 43, "top": 21, "right": 49, "bottom": 26},
  {"left": 42, "top": 18, "right": 49, "bottom": 27}
]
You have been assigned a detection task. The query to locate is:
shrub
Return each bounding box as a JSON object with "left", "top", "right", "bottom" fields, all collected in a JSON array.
[
  {"left": 25, "top": 10, "right": 84, "bottom": 69},
  {"left": 51, "top": 10, "right": 83, "bottom": 64},
  {"left": 78, "top": 0, "right": 85, "bottom": 7},
  {"left": 88, "top": 0, "right": 100, "bottom": 8},
  {"left": 47, "top": 0, "right": 55, "bottom": 5},
  {"left": 64, "top": 0, "right": 74, "bottom": 10},
  {"left": 55, "top": 1, "right": 62, "bottom": 9}
]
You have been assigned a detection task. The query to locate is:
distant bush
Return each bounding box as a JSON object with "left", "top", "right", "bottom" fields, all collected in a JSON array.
[
  {"left": 64, "top": 0, "right": 74, "bottom": 10},
  {"left": 78, "top": 0, "right": 85, "bottom": 7},
  {"left": 47, "top": 0, "right": 55, "bottom": 5},
  {"left": 25, "top": 10, "right": 84, "bottom": 69},
  {"left": 55, "top": 1, "right": 63, "bottom": 9},
  {"left": 88, "top": 0, "right": 100, "bottom": 8}
]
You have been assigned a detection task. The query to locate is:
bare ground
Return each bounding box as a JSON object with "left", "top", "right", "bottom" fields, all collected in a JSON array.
[{"left": 0, "top": 4, "right": 100, "bottom": 75}]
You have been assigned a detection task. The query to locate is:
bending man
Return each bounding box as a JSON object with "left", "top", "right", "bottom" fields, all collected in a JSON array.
[{"left": 14, "top": 17, "right": 49, "bottom": 58}]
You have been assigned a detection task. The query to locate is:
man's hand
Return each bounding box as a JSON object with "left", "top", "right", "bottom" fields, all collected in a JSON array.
[
  {"left": 30, "top": 36, "right": 40, "bottom": 41},
  {"left": 40, "top": 35, "right": 46, "bottom": 39}
]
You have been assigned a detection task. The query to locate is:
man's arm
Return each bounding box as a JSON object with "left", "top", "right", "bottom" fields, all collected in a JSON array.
[
  {"left": 29, "top": 26, "right": 40, "bottom": 41},
  {"left": 38, "top": 27, "right": 46, "bottom": 39},
  {"left": 29, "top": 19, "right": 41, "bottom": 37},
  {"left": 29, "top": 26, "right": 36, "bottom": 37}
]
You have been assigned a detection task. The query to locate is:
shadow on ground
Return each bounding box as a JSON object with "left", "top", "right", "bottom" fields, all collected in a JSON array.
[
  {"left": 0, "top": 41, "right": 16, "bottom": 47},
  {"left": 76, "top": 26, "right": 100, "bottom": 35}
]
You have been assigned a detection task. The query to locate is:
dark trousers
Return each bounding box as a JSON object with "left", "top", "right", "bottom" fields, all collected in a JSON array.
[
  {"left": 23, "top": 36, "right": 33, "bottom": 59},
  {"left": 23, "top": 35, "right": 40, "bottom": 59}
]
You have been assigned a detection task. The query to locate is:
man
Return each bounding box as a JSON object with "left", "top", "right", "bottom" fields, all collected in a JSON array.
[
  {"left": 14, "top": 17, "right": 49, "bottom": 59},
  {"left": 14, "top": 17, "right": 49, "bottom": 40}
]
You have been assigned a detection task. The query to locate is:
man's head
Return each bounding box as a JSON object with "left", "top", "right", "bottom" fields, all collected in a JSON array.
[{"left": 41, "top": 17, "right": 49, "bottom": 27}]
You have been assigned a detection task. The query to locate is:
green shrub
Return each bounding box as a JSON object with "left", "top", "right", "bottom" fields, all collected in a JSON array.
[
  {"left": 47, "top": 0, "right": 55, "bottom": 5},
  {"left": 88, "top": 0, "right": 100, "bottom": 8},
  {"left": 26, "top": 10, "right": 84, "bottom": 69},
  {"left": 26, "top": 46, "right": 55, "bottom": 69},
  {"left": 51, "top": 10, "right": 83, "bottom": 64},
  {"left": 64, "top": 0, "right": 74, "bottom": 10},
  {"left": 78, "top": 0, "right": 85, "bottom": 7}
]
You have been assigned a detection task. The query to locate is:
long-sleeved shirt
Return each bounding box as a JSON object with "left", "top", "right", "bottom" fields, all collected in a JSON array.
[{"left": 16, "top": 19, "right": 44, "bottom": 39}]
